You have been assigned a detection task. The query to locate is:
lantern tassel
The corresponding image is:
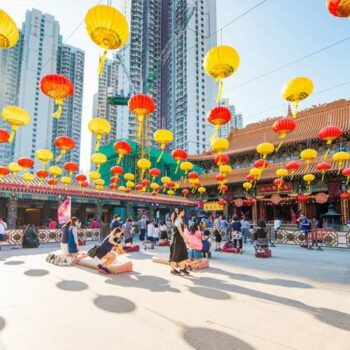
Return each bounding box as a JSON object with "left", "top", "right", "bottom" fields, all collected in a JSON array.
[
  {"left": 56, "top": 150, "right": 66, "bottom": 162},
  {"left": 337, "top": 163, "right": 342, "bottom": 175},
  {"left": 346, "top": 177, "right": 349, "bottom": 186},
  {"left": 292, "top": 101, "right": 298, "bottom": 119},
  {"left": 9, "top": 126, "right": 18, "bottom": 143},
  {"left": 275, "top": 140, "right": 284, "bottom": 152},
  {"left": 175, "top": 161, "right": 180, "bottom": 174},
  {"left": 52, "top": 99, "right": 63, "bottom": 119},
  {"left": 321, "top": 172, "right": 325, "bottom": 182},
  {"left": 157, "top": 145, "right": 165, "bottom": 163},
  {"left": 95, "top": 136, "right": 101, "bottom": 152},
  {"left": 210, "top": 125, "right": 220, "bottom": 142},
  {"left": 98, "top": 50, "right": 108, "bottom": 75},
  {"left": 117, "top": 154, "right": 123, "bottom": 164},
  {"left": 324, "top": 147, "right": 331, "bottom": 159},
  {"left": 215, "top": 79, "right": 223, "bottom": 103}
]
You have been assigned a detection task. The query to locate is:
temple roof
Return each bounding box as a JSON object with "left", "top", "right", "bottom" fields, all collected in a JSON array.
[{"left": 189, "top": 99, "right": 350, "bottom": 161}]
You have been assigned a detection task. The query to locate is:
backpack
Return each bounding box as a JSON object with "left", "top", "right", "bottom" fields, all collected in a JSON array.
[{"left": 202, "top": 238, "right": 210, "bottom": 252}]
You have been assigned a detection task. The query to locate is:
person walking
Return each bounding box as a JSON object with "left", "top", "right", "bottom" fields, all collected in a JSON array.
[
  {"left": 139, "top": 215, "right": 147, "bottom": 241},
  {"left": 273, "top": 217, "right": 281, "bottom": 243},
  {"left": 297, "top": 214, "right": 311, "bottom": 249},
  {"left": 241, "top": 218, "right": 250, "bottom": 244},
  {"left": 111, "top": 214, "right": 122, "bottom": 230},
  {"left": 61, "top": 221, "right": 70, "bottom": 254},
  {"left": 122, "top": 217, "right": 134, "bottom": 245},
  {"left": 169, "top": 208, "right": 189, "bottom": 275},
  {"left": 91, "top": 218, "right": 99, "bottom": 229},
  {"left": 187, "top": 222, "right": 203, "bottom": 260},
  {"left": 49, "top": 218, "right": 57, "bottom": 229},
  {"left": 214, "top": 215, "right": 222, "bottom": 251},
  {"left": 0, "top": 218, "right": 7, "bottom": 250},
  {"left": 67, "top": 217, "right": 81, "bottom": 256},
  {"left": 232, "top": 216, "right": 243, "bottom": 253}
]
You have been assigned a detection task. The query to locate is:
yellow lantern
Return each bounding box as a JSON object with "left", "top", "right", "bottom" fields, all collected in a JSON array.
[
  {"left": 61, "top": 176, "right": 72, "bottom": 188},
  {"left": 137, "top": 158, "right": 151, "bottom": 179},
  {"left": 219, "top": 164, "right": 232, "bottom": 176},
  {"left": 91, "top": 153, "right": 107, "bottom": 171},
  {"left": 173, "top": 183, "right": 180, "bottom": 191},
  {"left": 243, "top": 182, "right": 252, "bottom": 192},
  {"left": 281, "top": 77, "right": 313, "bottom": 118},
  {"left": 154, "top": 129, "right": 173, "bottom": 162},
  {"left": 88, "top": 118, "right": 111, "bottom": 151},
  {"left": 303, "top": 173, "right": 315, "bottom": 191},
  {"left": 89, "top": 171, "right": 101, "bottom": 182},
  {"left": 2, "top": 106, "right": 31, "bottom": 142},
  {"left": 167, "top": 189, "right": 175, "bottom": 196},
  {"left": 126, "top": 180, "right": 135, "bottom": 189},
  {"left": 8, "top": 162, "right": 22, "bottom": 176},
  {"left": 249, "top": 168, "right": 262, "bottom": 180},
  {"left": 203, "top": 45, "right": 240, "bottom": 102},
  {"left": 198, "top": 186, "right": 206, "bottom": 195},
  {"left": 49, "top": 165, "right": 63, "bottom": 178},
  {"left": 276, "top": 168, "right": 288, "bottom": 178},
  {"left": 150, "top": 183, "right": 160, "bottom": 191},
  {"left": 180, "top": 161, "right": 193, "bottom": 175},
  {"left": 300, "top": 148, "right": 318, "bottom": 173},
  {"left": 35, "top": 149, "right": 53, "bottom": 169},
  {"left": 161, "top": 176, "right": 171, "bottom": 185},
  {"left": 333, "top": 151, "right": 350, "bottom": 174},
  {"left": 22, "top": 172, "right": 34, "bottom": 186},
  {"left": 118, "top": 185, "right": 126, "bottom": 192},
  {"left": 0, "top": 10, "right": 19, "bottom": 49},
  {"left": 95, "top": 185, "right": 103, "bottom": 191},
  {"left": 211, "top": 138, "right": 229, "bottom": 155},
  {"left": 95, "top": 179, "right": 105, "bottom": 187},
  {"left": 124, "top": 173, "right": 135, "bottom": 182},
  {"left": 85, "top": 5, "right": 129, "bottom": 75},
  {"left": 256, "top": 143, "right": 274, "bottom": 159}
]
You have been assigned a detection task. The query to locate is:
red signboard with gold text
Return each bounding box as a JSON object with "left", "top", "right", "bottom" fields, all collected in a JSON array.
[{"left": 257, "top": 182, "right": 293, "bottom": 194}]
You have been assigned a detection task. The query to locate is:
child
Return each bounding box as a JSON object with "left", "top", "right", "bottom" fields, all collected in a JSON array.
[
  {"left": 159, "top": 221, "right": 168, "bottom": 241},
  {"left": 153, "top": 223, "right": 160, "bottom": 245},
  {"left": 188, "top": 223, "right": 203, "bottom": 260},
  {"left": 249, "top": 224, "right": 255, "bottom": 244},
  {"left": 202, "top": 229, "right": 212, "bottom": 258},
  {"left": 146, "top": 220, "right": 154, "bottom": 241}
]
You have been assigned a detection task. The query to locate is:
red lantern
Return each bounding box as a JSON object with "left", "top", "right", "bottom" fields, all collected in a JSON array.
[
  {"left": 114, "top": 141, "right": 132, "bottom": 164},
  {"left": 0, "top": 129, "right": 10, "bottom": 143},
  {"left": 80, "top": 181, "right": 89, "bottom": 188},
  {"left": 244, "top": 198, "right": 253, "bottom": 206},
  {"left": 221, "top": 184, "right": 228, "bottom": 193},
  {"left": 75, "top": 174, "right": 87, "bottom": 186},
  {"left": 182, "top": 189, "right": 190, "bottom": 196},
  {"left": 40, "top": 74, "right": 74, "bottom": 118},
  {"left": 110, "top": 176, "right": 120, "bottom": 184},
  {"left": 47, "top": 178, "right": 57, "bottom": 186},
  {"left": 254, "top": 158, "right": 268, "bottom": 170},
  {"left": 218, "top": 199, "right": 225, "bottom": 206},
  {"left": 207, "top": 106, "right": 231, "bottom": 140},
  {"left": 340, "top": 192, "right": 350, "bottom": 200},
  {"left": 272, "top": 117, "right": 296, "bottom": 151},
  {"left": 342, "top": 168, "right": 350, "bottom": 185},
  {"left": 286, "top": 161, "right": 301, "bottom": 180},
  {"left": 298, "top": 194, "right": 309, "bottom": 202},
  {"left": 318, "top": 125, "right": 342, "bottom": 158},
  {"left": 125, "top": 188, "right": 132, "bottom": 193},
  {"left": 273, "top": 178, "right": 284, "bottom": 193},
  {"left": 246, "top": 174, "right": 255, "bottom": 182},
  {"left": 135, "top": 184, "right": 144, "bottom": 191},
  {"left": 188, "top": 171, "right": 199, "bottom": 180},
  {"left": 64, "top": 162, "right": 79, "bottom": 177},
  {"left": 109, "top": 183, "right": 117, "bottom": 190},
  {"left": 215, "top": 174, "right": 226, "bottom": 182},
  {"left": 327, "top": 0, "right": 350, "bottom": 17},
  {"left": 54, "top": 136, "right": 76, "bottom": 161},
  {"left": 149, "top": 168, "right": 161, "bottom": 180},
  {"left": 172, "top": 149, "right": 188, "bottom": 173},
  {"left": 18, "top": 158, "right": 34, "bottom": 169},
  {"left": 166, "top": 181, "right": 176, "bottom": 188},
  {"left": 141, "top": 179, "right": 151, "bottom": 188},
  {"left": 316, "top": 162, "right": 331, "bottom": 181},
  {"left": 214, "top": 153, "right": 229, "bottom": 166},
  {"left": 0, "top": 167, "right": 10, "bottom": 177},
  {"left": 37, "top": 169, "right": 49, "bottom": 179},
  {"left": 111, "top": 165, "right": 124, "bottom": 176}
]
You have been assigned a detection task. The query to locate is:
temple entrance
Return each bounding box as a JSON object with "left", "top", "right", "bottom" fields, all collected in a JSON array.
[
  {"left": 25, "top": 208, "right": 41, "bottom": 226},
  {"left": 266, "top": 203, "right": 298, "bottom": 223}
]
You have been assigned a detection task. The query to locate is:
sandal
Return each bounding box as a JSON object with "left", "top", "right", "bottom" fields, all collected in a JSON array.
[
  {"left": 180, "top": 269, "right": 190, "bottom": 276},
  {"left": 171, "top": 269, "right": 181, "bottom": 275}
]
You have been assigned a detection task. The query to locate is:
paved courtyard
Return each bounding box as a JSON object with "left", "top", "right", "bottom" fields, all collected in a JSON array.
[{"left": 1, "top": 243, "right": 350, "bottom": 350}]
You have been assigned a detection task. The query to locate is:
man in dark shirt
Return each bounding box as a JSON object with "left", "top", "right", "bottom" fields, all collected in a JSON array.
[{"left": 110, "top": 215, "right": 121, "bottom": 230}]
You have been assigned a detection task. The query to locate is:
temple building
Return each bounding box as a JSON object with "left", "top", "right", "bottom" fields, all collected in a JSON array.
[{"left": 186, "top": 99, "right": 350, "bottom": 227}]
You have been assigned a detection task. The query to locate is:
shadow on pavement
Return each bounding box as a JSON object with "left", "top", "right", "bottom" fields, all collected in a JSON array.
[
  {"left": 192, "top": 276, "right": 350, "bottom": 332},
  {"left": 188, "top": 286, "right": 231, "bottom": 300},
  {"left": 127, "top": 252, "right": 153, "bottom": 260},
  {"left": 183, "top": 327, "right": 255, "bottom": 350},
  {"left": 0, "top": 316, "right": 5, "bottom": 332},
  {"left": 208, "top": 267, "right": 313, "bottom": 289},
  {"left": 56, "top": 280, "right": 89, "bottom": 292},
  {"left": 93, "top": 295, "right": 136, "bottom": 313},
  {"left": 4, "top": 260, "right": 25, "bottom": 265},
  {"left": 24, "top": 269, "right": 49, "bottom": 277},
  {"left": 105, "top": 272, "right": 180, "bottom": 293}
]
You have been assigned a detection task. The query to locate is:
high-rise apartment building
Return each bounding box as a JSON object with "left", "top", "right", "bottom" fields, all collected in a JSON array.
[
  {"left": 54, "top": 41, "right": 85, "bottom": 165},
  {"left": 220, "top": 98, "right": 244, "bottom": 138},
  {"left": 0, "top": 32, "right": 23, "bottom": 163}
]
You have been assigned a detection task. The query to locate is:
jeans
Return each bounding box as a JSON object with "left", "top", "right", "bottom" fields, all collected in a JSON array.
[
  {"left": 189, "top": 249, "right": 202, "bottom": 259},
  {"left": 139, "top": 228, "right": 146, "bottom": 241},
  {"left": 241, "top": 228, "right": 249, "bottom": 243}
]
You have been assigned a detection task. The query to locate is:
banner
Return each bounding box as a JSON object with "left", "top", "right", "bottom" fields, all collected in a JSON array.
[
  {"left": 203, "top": 201, "right": 224, "bottom": 211},
  {"left": 58, "top": 197, "right": 71, "bottom": 224},
  {"left": 257, "top": 182, "right": 293, "bottom": 194}
]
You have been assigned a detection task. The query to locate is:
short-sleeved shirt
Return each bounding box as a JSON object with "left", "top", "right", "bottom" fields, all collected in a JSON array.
[
  {"left": 140, "top": 218, "right": 147, "bottom": 229},
  {"left": 122, "top": 222, "right": 133, "bottom": 240}
]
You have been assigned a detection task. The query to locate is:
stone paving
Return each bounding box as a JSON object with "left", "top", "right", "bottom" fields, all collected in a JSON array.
[{"left": 1, "top": 243, "right": 350, "bottom": 350}]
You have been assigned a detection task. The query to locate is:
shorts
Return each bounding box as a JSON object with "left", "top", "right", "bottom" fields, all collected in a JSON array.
[
  {"left": 189, "top": 249, "right": 202, "bottom": 259},
  {"left": 125, "top": 237, "right": 133, "bottom": 244},
  {"left": 153, "top": 237, "right": 159, "bottom": 244},
  {"left": 0, "top": 233, "right": 5, "bottom": 242},
  {"left": 215, "top": 230, "right": 222, "bottom": 243},
  {"left": 160, "top": 231, "right": 168, "bottom": 240}
]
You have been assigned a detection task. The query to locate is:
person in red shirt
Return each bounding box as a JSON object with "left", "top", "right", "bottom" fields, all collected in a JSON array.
[{"left": 49, "top": 219, "right": 57, "bottom": 229}]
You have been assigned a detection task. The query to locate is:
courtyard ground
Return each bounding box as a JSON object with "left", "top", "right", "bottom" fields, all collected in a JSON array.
[{"left": 0, "top": 242, "right": 350, "bottom": 350}]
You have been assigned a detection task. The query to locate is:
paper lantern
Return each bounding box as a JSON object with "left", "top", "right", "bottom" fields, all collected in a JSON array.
[
  {"left": 149, "top": 168, "right": 161, "bottom": 180},
  {"left": 198, "top": 187, "right": 206, "bottom": 195},
  {"left": 49, "top": 166, "right": 63, "bottom": 178},
  {"left": 203, "top": 45, "right": 240, "bottom": 102},
  {"left": 137, "top": 158, "right": 151, "bottom": 179},
  {"left": 109, "top": 183, "right": 117, "bottom": 191},
  {"left": 61, "top": 176, "right": 72, "bottom": 188},
  {"left": 141, "top": 179, "right": 150, "bottom": 189},
  {"left": 211, "top": 138, "right": 229, "bottom": 155},
  {"left": 95, "top": 185, "right": 104, "bottom": 191},
  {"left": 118, "top": 186, "right": 126, "bottom": 192},
  {"left": 111, "top": 165, "right": 124, "bottom": 177},
  {"left": 0, "top": 10, "right": 19, "bottom": 49},
  {"left": 214, "top": 153, "right": 229, "bottom": 166},
  {"left": 244, "top": 199, "right": 254, "bottom": 207},
  {"left": 303, "top": 173, "right": 315, "bottom": 191},
  {"left": 254, "top": 159, "right": 268, "bottom": 170},
  {"left": 256, "top": 143, "right": 274, "bottom": 159},
  {"left": 18, "top": 158, "right": 34, "bottom": 169},
  {"left": 0, "top": 129, "right": 10, "bottom": 144},
  {"left": 166, "top": 181, "right": 176, "bottom": 189},
  {"left": 8, "top": 162, "right": 22, "bottom": 176},
  {"left": 243, "top": 182, "right": 252, "bottom": 192},
  {"left": 216, "top": 174, "right": 226, "bottom": 183},
  {"left": 76, "top": 174, "right": 87, "bottom": 185},
  {"left": 300, "top": 149, "right": 317, "bottom": 173},
  {"left": 272, "top": 117, "right": 297, "bottom": 151},
  {"left": 218, "top": 199, "right": 225, "bottom": 206},
  {"left": 110, "top": 176, "right": 120, "bottom": 184},
  {"left": 124, "top": 173, "right": 135, "bottom": 182},
  {"left": 85, "top": 4, "right": 129, "bottom": 74},
  {"left": 180, "top": 161, "right": 193, "bottom": 175},
  {"left": 188, "top": 171, "right": 199, "bottom": 180},
  {"left": 249, "top": 168, "right": 262, "bottom": 180},
  {"left": 47, "top": 178, "right": 57, "bottom": 187},
  {"left": 114, "top": 141, "right": 132, "bottom": 164},
  {"left": 36, "top": 169, "right": 49, "bottom": 180},
  {"left": 327, "top": 0, "right": 350, "bottom": 17},
  {"left": 161, "top": 176, "right": 171, "bottom": 187},
  {"left": 95, "top": 179, "right": 105, "bottom": 187},
  {"left": 182, "top": 189, "right": 190, "bottom": 196},
  {"left": 40, "top": 74, "right": 74, "bottom": 118},
  {"left": 35, "top": 149, "right": 53, "bottom": 169},
  {"left": 88, "top": 118, "right": 111, "bottom": 151},
  {"left": 333, "top": 151, "right": 350, "bottom": 174},
  {"left": 0, "top": 167, "right": 10, "bottom": 178},
  {"left": 2, "top": 106, "right": 31, "bottom": 142},
  {"left": 276, "top": 168, "right": 288, "bottom": 178},
  {"left": 125, "top": 188, "right": 132, "bottom": 193},
  {"left": 89, "top": 171, "right": 101, "bottom": 182},
  {"left": 126, "top": 181, "right": 135, "bottom": 189},
  {"left": 246, "top": 174, "right": 255, "bottom": 182},
  {"left": 340, "top": 192, "right": 350, "bottom": 200},
  {"left": 64, "top": 162, "right": 79, "bottom": 178},
  {"left": 154, "top": 129, "right": 173, "bottom": 162},
  {"left": 341, "top": 168, "right": 350, "bottom": 185},
  {"left": 172, "top": 149, "right": 188, "bottom": 173},
  {"left": 54, "top": 136, "right": 76, "bottom": 161},
  {"left": 207, "top": 106, "right": 231, "bottom": 140},
  {"left": 316, "top": 162, "right": 331, "bottom": 181},
  {"left": 219, "top": 164, "right": 232, "bottom": 176},
  {"left": 22, "top": 172, "right": 34, "bottom": 186},
  {"left": 286, "top": 161, "right": 301, "bottom": 179},
  {"left": 281, "top": 77, "right": 313, "bottom": 118},
  {"left": 80, "top": 181, "right": 89, "bottom": 188},
  {"left": 319, "top": 125, "right": 342, "bottom": 158},
  {"left": 150, "top": 183, "right": 160, "bottom": 191},
  {"left": 298, "top": 194, "right": 309, "bottom": 203},
  {"left": 273, "top": 178, "right": 284, "bottom": 193},
  {"left": 129, "top": 94, "right": 155, "bottom": 138},
  {"left": 135, "top": 184, "right": 144, "bottom": 191},
  {"left": 167, "top": 190, "right": 175, "bottom": 196},
  {"left": 220, "top": 184, "right": 228, "bottom": 193},
  {"left": 91, "top": 153, "right": 107, "bottom": 171}
]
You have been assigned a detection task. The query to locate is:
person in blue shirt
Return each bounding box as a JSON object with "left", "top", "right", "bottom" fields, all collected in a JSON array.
[{"left": 297, "top": 214, "right": 311, "bottom": 248}]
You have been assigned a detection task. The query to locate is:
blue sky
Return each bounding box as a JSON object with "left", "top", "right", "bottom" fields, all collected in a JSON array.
[{"left": 1, "top": 0, "right": 350, "bottom": 170}]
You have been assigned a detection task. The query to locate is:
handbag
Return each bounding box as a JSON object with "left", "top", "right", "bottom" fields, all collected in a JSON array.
[{"left": 87, "top": 245, "right": 98, "bottom": 258}]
